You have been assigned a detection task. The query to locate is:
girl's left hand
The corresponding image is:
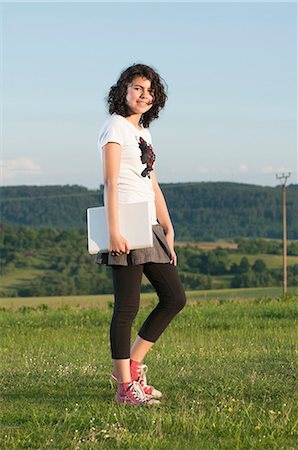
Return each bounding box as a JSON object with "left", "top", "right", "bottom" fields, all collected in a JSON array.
[
  {"left": 169, "top": 249, "right": 177, "bottom": 266},
  {"left": 165, "top": 232, "right": 177, "bottom": 266}
]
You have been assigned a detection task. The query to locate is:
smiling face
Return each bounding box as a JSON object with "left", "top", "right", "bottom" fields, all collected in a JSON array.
[{"left": 125, "top": 76, "right": 154, "bottom": 116}]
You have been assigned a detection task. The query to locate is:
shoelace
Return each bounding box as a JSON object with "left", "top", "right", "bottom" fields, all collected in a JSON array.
[
  {"left": 135, "top": 364, "right": 148, "bottom": 378},
  {"left": 140, "top": 364, "right": 148, "bottom": 385},
  {"left": 135, "top": 364, "right": 149, "bottom": 392},
  {"left": 129, "top": 381, "right": 146, "bottom": 402}
]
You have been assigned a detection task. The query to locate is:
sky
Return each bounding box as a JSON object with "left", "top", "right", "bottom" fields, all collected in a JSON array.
[{"left": 1, "top": 1, "right": 297, "bottom": 189}]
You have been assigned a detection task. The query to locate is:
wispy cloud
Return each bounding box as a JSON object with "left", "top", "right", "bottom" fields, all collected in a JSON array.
[
  {"left": 239, "top": 164, "right": 249, "bottom": 172},
  {"left": 195, "top": 166, "right": 209, "bottom": 173},
  {"left": 0, "top": 158, "right": 42, "bottom": 180},
  {"left": 260, "top": 166, "right": 291, "bottom": 174}
]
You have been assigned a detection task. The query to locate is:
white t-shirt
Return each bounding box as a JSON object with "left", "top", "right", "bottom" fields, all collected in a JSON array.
[{"left": 98, "top": 113, "right": 158, "bottom": 225}]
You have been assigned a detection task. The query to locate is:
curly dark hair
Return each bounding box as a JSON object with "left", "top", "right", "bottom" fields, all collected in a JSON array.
[{"left": 107, "top": 63, "right": 168, "bottom": 128}]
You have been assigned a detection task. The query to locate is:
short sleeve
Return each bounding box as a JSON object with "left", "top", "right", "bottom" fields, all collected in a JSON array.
[{"left": 97, "top": 116, "right": 126, "bottom": 151}]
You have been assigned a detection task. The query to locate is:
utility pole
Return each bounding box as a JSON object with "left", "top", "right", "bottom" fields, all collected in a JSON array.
[{"left": 276, "top": 172, "right": 291, "bottom": 296}]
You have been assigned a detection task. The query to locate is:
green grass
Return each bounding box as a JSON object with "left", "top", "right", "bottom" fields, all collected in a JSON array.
[
  {"left": 210, "top": 275, "right": 233, "bottom": 289},
  {"left": 226, "top": 253, "right": 298, "bottom": 270},
  {"left": 0, "top": 294, "right": 297, "bottom": 449},
  {"left": 0, "top": 267, "right": 48, "bottom": 293},
  {"left": 0, "top": 286, "right": 297, "bottom": 310},
  {"left": 186, "top": 286, "right": 298, "bottom": 301}
]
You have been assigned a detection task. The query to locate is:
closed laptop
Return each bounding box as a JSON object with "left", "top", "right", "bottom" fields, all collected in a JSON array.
[{"left": 87, "top": 201, "right": 153, "bottom": 255}]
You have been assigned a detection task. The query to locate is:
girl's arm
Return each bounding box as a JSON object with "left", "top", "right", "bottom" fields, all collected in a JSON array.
[
  {"left": 151, "top": 170, "right": 177, "bottom": 266},
  {"left": 102, "top": 142, "right": 130, "bottom": 254}
]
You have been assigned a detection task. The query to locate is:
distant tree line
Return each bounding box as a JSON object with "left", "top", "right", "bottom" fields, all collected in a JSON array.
[
  {"left": 1, "top": 225, "right": 297, "bottom": 297},
  {"left": 1, "top": 182, "right": 298, "bottom": 240}
]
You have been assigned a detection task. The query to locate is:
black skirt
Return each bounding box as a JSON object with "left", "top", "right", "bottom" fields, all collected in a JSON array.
[{"left": 94, "top": 223, "right": 173, "bottom": 266}]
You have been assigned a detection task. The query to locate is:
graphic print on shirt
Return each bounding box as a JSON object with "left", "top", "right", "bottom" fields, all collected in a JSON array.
[{"left": 138, "top": 136, "right": 156, "bottom": 178}]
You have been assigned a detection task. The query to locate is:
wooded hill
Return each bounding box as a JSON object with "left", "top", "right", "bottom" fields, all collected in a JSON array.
[{"left": 1, "top": 182, "right": 297, "bottom": 240}]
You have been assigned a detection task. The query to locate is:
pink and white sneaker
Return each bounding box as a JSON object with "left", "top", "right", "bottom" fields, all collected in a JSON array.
[
  {"left": 115, "top": 380, "right": 160, "bottom": 405},
  {"left": 111, "top": 360, "right": 162, "bottom": 400},
  {"left": 137, "top": 364, "right": 162, "bottom": 399}
]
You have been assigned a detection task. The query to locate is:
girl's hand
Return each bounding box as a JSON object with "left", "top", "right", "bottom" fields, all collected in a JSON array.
[
  {"left": 109, "top": 233, "right": 130, "bottom": 256},
  {"left": 165, "top": 232, "right": 177, "bottom": 266},
  {"left": 169, "top": 249, "right": 177, "bottom": 266}
]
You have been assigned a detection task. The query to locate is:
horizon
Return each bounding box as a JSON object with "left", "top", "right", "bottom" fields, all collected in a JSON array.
[{"left": 1, "top": 180, "right": 298, "bottom": 190}]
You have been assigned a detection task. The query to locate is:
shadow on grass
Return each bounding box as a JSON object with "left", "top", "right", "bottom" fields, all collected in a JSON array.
[{"left": 2, "top": 377, "right": 113, "bottom": 407}]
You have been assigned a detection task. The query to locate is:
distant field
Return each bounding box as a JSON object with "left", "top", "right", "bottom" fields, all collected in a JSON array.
[
  {"left": 227, "top": 253, "right": 298, "bottom": 269},
  {"left": 0, "top": 286, "right": 297, "bottom": 310},
  {"left": 0, "top": 268, "right": 48, "bottom": 289},
  {"left": 211, "top": 275, "right": 234, "bottom": 289},
  {"left": 1, "top": 295, "right": 297, "bottom": 449},
  {"left": 175, "top": 241, "right": 238, "bottom": 250}
]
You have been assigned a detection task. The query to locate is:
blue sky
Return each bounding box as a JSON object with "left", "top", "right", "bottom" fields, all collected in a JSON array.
[{"left": 1, "top": 1, "right": 297, "bottom": 188}]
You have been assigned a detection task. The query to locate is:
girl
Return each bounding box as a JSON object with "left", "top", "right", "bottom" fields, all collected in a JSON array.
[{"left": 96, "top": 63, "right": 186, "bottom": 405}]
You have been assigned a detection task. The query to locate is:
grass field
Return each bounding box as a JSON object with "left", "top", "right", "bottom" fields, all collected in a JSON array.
[
  {"left": 0, "top": 293, "right": 297, "bottom": 449},
  {"left": 0, "top": 286, "right": 297, "bottom": 310}
]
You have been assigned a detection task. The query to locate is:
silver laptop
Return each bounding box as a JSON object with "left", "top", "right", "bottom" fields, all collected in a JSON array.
[{"left": 87, "top": 201, "right": 153, "bottom": 255}]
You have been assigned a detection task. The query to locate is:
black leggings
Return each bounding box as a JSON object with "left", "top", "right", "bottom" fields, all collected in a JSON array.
[{"left": 110, "top": 262, "right": 186, "bottom": 359}]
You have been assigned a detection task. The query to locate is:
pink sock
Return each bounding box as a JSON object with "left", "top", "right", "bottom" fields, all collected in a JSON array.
[
  {"left": 117, "top": 381, "right": 131, "bottom": 393},
  {"left": 130, "top": 359, "right": 142, "bottom": 381}
]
